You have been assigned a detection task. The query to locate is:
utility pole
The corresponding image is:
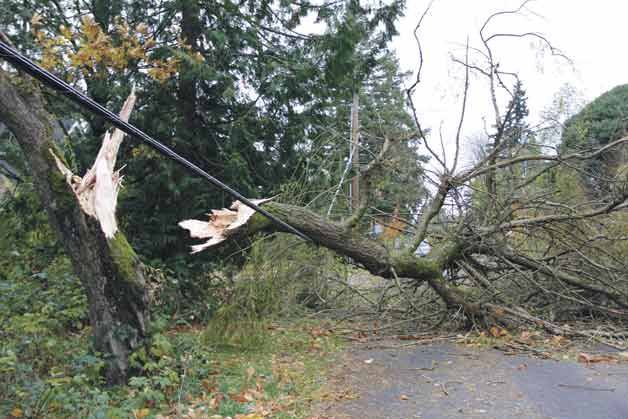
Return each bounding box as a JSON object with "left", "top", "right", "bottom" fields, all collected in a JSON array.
[{"left": 350, "top": 91, "right": 360, "bottom": 212}]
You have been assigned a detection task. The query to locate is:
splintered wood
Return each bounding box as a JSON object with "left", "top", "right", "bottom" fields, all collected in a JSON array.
[
  {"left": 179, "top": 198, "right": 272, "bottom": 253},
  {"left": 50, "top": 88, "right": 136, "bottom": 238}
]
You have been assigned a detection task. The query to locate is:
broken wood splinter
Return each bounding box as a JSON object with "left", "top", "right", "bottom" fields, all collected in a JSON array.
[
  {"left": 51, "top": 88, "right": 136, "bottom": 238},
  {"left": 179, "top": 198, "right": 273, "bottom": 253}
]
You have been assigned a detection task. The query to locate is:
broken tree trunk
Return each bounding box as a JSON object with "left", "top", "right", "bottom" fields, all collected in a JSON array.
[
  {"left": 0, "top": 70, "right": 149, "bottom": 385},
  {"left": 180, "top": 200, "right": 502, "bottom": 324},
  {"left": 184, "top": 201, "right": 581, "bottom": 329}
]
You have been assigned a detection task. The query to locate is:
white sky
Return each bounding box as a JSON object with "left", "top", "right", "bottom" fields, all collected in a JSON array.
[{"left": 392, "top": 0, "right": 628, "bottom": 169}]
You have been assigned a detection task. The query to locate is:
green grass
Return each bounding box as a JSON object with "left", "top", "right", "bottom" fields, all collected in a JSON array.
[
  {"left": 0, "top": 201, "right": 346, "bottom": 418},
  {"left": 2, "top": 319, "right": 342, "bottom": 418},
  {"left": 189, "top": 320, "right": 342, "bottom": 418}
]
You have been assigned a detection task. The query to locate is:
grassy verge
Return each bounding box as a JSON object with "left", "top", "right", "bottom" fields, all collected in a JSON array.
[
  {"left": 2, "top": 319, "right": 342, "bottom": 419},
  {"left": 159, "top": 320, "right": 342, "bottom": 419}
]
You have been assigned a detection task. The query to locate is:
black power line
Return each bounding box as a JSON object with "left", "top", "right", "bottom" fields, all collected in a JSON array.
[
  {"left": 0, "top": 159, "right": 22, "bottom": 182},
  {"left": 0, "top": 40, "right": 310, "bottom": 242}
]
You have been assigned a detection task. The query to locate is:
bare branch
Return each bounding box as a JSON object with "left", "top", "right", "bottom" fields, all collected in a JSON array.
[
  {"left": 458, "top": 135, "right": 628, "bottom": 182},
  {"left": 452, "top": 38, "right": 470, "bottom": 173}
]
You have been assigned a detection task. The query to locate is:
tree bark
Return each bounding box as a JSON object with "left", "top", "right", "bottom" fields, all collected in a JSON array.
[
  {"left": 179, "top": 0, "right": 201, "bottom": 137},
  {"left": 209, "top": 201, "right": 536, "bottom": 326},
  {"left": 239, "top": 202, "right": 493, "bottom": 319},
  {"left": 0, "top": 70, "right": 149, "bottom": 385}
]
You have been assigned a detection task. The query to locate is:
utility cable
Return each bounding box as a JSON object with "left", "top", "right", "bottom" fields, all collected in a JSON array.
[{"left": 0, "top": 40, "right": 310, "bottom": 242}]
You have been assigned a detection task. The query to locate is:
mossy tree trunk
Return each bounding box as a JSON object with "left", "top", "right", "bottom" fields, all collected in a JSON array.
[
  {"left": 0, "top": 70, "right": 149, "bottom": 385},
  {"left": 243, "top": 203, "right": 490, "bottom": 314},
  {"left": 241, "top": 202, "right": 519, "bottom": 325}
]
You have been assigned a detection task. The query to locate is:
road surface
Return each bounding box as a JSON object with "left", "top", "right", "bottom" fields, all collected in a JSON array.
[{"left": 317, "top": 341, "right": 628, "bottom": 419}]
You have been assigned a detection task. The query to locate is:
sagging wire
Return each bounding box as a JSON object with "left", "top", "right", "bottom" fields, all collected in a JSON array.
[{"left": 0, "top": 40, "right": 311, "bottom": 242}]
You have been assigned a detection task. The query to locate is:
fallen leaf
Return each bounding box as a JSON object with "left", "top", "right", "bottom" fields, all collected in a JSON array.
[
  {"left": 209, "top": 393, "right": 224, "bottom": 410},
  {"left": 246, "top": 366, "right": 256, "bottom": 382},
  {"left": 550, "top": 335, "right": 566, "bottom": 346},
  {"left": 133, "top": 409, "right": 150, "bottom": 419},
  {"left": 398, "top": 335, "right": 428, "bottom": 340},
  {"left": 489, "top": 326, "right": 509, "bottom": 338},
  {"left": 229, "top": 392, "right": 254, "bottom": 403},
  {"left": 577, "top": 353, "right": 617, "bottom": 364},
  {"left": 10, "top": 408, "right": 23, "bottom": 418},
  {"left": 309, "top": 327, "right": 330, "bottom": 337},
  {"left": 202, "top": 378, "right": 218, "bottom": 393}
]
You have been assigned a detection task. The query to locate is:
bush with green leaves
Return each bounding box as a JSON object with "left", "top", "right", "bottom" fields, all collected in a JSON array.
[
  {"left": 203, "top": 234, "right": 348, "bottom": 349},
  {"left": 561, "top": 84, "right": 628, "bottom": 195}
]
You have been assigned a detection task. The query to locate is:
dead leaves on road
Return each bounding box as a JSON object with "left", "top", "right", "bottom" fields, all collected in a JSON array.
[
  {"left": 577, "top": 352, "right": 628, "bottom": 364},
  {"left": 461, "top": 326, "right": 628, "bottom": 364}
]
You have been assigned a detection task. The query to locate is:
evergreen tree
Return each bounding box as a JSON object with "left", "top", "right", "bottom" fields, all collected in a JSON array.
[
  {"left": 0, "top": 0, "right": 413, "bottom": 262},
  {"left": 561, "top": 84, "right": 628, "bottom": 196},
  {"left": 502, "top": 81, "right": 531, "bottom": 148}
]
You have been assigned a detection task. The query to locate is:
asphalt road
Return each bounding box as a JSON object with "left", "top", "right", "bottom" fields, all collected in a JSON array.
[{"left": 322, "top": 342, "right": 628, "bottom": 419}]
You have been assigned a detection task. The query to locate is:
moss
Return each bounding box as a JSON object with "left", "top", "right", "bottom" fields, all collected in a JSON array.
[
  {"left": 107, "top": 232, "right": 143, "bottom": 288},
  {"left": 392, "top": 253, "right": 440, "bottom": 279},
  {"left": 12, "top": 73, "right": 40, "bottom": 96},
  {"left": 247, "top": 211, "right": 272, "bottom": 234},
  {"left": 434, "top": 240, "right": 464, "bottom": 266}
]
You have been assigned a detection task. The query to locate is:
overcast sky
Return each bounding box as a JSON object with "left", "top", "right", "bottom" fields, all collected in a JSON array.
[{"left": 392, "top": 0, "right": 628, "bottom": 169}]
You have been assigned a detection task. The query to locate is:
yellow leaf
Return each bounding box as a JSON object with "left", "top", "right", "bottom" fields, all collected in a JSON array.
[
  {"left": 128, "top": 46, "right": 146, "bottom": 60},
  {"left": 550, "top": 335, "right": 566, "bottom": 346},
  {"left": 10, "top": 408, "right": 23, "bottom": 418},
  {"left": 136, "top": 23, "right": 149, "bottom": 35},
  {"left": 31, "top": 14, "right": 43, "bottom": 27},
  {"left": 489, "top": 326, "right": 499, "bottom": 337},
  {"left": 144, "top": 38, "right": 156, "bottom": 49},
  {"left": 34, "top": 29, "right": 46, "bottom": 40},
  {"left": 134, "top": 408, "right": 150, "bottom": 419},
  {"left": 116, "top": 20, "right": 130, "bottom": 37},
  {"left": 59, "top": 24, "right": 73, "bottom": 39},
  {"left": 489, "top": 326, "right": 509, "bottom": 338}
]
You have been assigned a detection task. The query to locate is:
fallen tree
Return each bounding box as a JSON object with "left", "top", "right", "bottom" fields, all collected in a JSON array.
[
  {"left": 181, "top": 186, "right": 628, "bottom": 328},
  {"left": 1, "top": 2, "right": 627, "bottom": 388},
  {"left": 180, "top": 3, "right": 628, "bottom": 330}
]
